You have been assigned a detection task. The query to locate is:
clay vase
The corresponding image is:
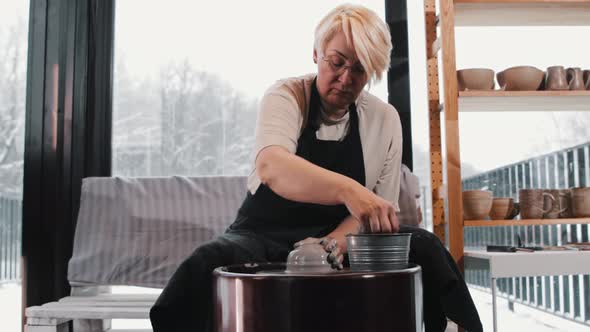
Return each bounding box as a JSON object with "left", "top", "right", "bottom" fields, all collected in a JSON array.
[
  {"left": 545, "top": 66, "right": 568, "bottom": 91},
  {"left": 567, "top": 67, "right": 585, "bottom": 90},
  {"left": 584, "top": 70, "right": 590, "bottom": 90}
]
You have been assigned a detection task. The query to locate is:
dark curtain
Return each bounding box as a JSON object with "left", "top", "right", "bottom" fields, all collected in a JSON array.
[
  {"left": 386, "top": 0, "right": 413, "bottom": 170},
  {"left": 22, "top": 0, "right": 114, "bottom": 308}
]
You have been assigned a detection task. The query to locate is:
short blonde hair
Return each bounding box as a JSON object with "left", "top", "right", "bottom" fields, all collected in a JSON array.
[{"left": 314, "top": 4, "right": 393, "bottom": 85}]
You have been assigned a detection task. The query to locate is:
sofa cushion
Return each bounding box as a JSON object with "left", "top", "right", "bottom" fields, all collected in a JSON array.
[{"left": 67, "top": 176, "right": 247, "bottom": 288}]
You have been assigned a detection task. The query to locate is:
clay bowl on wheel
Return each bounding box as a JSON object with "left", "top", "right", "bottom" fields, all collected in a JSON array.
[
  {"left": 463, "top": 190, "right": 493, "bottom": 220},
  {"left": 496, "top": 66, "right": 544, "bottom": 91},
  {"left": 457, "top": 68, "right": 495, "bottom": 91}
]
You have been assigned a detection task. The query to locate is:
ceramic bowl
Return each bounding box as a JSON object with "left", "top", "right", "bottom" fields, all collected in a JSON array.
[
  {"left": 497, "top": 66, "right": 544, "bottom": 91},
  {"left": 457, "top": 68, "right": 495, "bottom": 91},
  {"left": 489, "top": 197, "right": 518, "bottom": 220},
  {"left": 463, "top": 190, "right": 493, "bottom": 220}
]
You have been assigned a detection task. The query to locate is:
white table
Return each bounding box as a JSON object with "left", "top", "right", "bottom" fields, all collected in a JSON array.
[{"left": 464, "top": 250, "right": 590, "bottom": 332}]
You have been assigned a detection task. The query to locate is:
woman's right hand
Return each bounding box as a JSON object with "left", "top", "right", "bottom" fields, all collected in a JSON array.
[{"left": 341, "top": 182, "right": 399, "bottom": 234}]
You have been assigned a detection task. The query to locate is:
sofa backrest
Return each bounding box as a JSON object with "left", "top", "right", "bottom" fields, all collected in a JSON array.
[{"left": 67, "top": 176, "right": 248, "bottom": 288}]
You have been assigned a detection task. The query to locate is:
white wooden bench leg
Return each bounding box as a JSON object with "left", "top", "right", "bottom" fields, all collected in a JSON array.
[
  {"left": 70, "top": 285, "right": 113, "bottom": 332},
  {"left": 73, "top": 318, "right": 111, "bottom": 332},
  {"left": 25, "top": 317, "right": 70, "bottom": 332},
  {"left": 25, "top": 327, "right": 68, "bottom": 332}
]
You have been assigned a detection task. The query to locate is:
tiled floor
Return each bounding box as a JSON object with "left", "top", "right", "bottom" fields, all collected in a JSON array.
[
  {"left": 469, "top": 287, "right": 590, "bottom": 332},
  {"left": 2, "top": 283, "right": 589, "bottom": 331}
]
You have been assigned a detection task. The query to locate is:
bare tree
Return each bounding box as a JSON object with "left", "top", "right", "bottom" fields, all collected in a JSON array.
[
  {"left": 158, "top": 59, "right": 257, "bottom": 176},
  {"left": 112, "top": 53, "right": 160, "bottom": 176},
  {"left": 550, "top": 112, "right": 590, "bottom": 148},
  {"left": 527, "top": 112, "right": 590, "bottom": 157},
  {"left": 0, "top": 17, "right": 27, "bottom": 195}
]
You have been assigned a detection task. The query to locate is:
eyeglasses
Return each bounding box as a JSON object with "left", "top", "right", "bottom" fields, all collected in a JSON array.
[{"left": 322, "top": 54, "right": 365, "bottom": 77}]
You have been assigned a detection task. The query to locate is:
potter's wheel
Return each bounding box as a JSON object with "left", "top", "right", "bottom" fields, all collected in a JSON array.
[
  {"left": 213, "top": 263, "right": 423, "bottom": 332},
  {"left": 235, "top": 262, "right": 414, "bottom": 275}
]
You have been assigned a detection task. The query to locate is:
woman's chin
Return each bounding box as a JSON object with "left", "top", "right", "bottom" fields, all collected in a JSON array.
[{"left": 326, "top": 95, "right": 354, "bottom": 109}]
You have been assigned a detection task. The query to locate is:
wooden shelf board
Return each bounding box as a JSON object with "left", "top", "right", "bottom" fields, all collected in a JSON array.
[
  {"left": 457, "top": 90, "right": 590, "bottom": 112},
  {"left": 460, "top": 90, "right": 590, "bottom": 97},
  {"left": 464, "top": 218, "right": 590, "bottom": 227},
  {"left": 456, "top": 0, "right": 590, "bottom": 3},
  {"left": 454, "top": 1, "right": 590, "bottom": 26}
]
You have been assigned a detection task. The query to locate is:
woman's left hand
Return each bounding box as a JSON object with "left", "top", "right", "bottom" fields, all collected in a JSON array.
[{"left": 294, "top": 236, "right": 344, "bottom": 270}]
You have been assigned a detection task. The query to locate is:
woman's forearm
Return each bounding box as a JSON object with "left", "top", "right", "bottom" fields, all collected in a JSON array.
[
  {"left": 256, "top": 145, "right": 399, "bottom": 234},
  {"left": 327, "top": 215, "right": 360, "bottom": 252},
  {"left": 256, "top": 146, "right": 360, "bottom": 205}
]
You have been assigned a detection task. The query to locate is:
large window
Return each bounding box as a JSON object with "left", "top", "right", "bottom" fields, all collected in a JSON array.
[
  {"left": 112, "top": 0, "right": 389, "bottom": 177},
  {"left": 0, "top": 1, "right": 28, "bottom": 331}
]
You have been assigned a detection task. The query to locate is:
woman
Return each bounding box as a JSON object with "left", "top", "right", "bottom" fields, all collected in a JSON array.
[{"left": 150, "top": 4, "right": 482, "bottom": 332}]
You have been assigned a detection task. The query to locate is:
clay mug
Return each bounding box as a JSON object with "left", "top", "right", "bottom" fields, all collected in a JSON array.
[
  {"left": 558, "top": 189, "right": 573, "bottom": 218},
  {"left": 545, "top": 66, "right": 568, "bottom": 91},
  {"left": 584, "top": 70, "right": 590, "bottom": 90},
  {"left": 572, "top": 187, "right": 590, "bottom": 217},
  {"left": 519, "top": 189, "right": 555, "bottom": 219},
  {"left": 567, "top": 67, "right": 585, "bottom": 90},
  {"left": 543, "top": 189, "right": 571, "bottom": 219}
]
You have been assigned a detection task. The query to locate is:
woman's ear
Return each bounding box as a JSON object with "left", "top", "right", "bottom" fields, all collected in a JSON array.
[{"left": 313, "top": 49, "right": 318, "bottom": 64}]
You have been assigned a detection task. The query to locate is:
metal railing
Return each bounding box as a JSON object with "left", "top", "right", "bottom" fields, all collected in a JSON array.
[
  {"left": 0, "top": 194, "right": 21, "bottom": 284},
  {"left": 463, "top": 142, "right": 590, "bottom": 326}
]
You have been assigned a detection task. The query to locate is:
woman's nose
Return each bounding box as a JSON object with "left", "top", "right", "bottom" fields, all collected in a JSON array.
[{"left": 338, "top": 68, "right": 353, "bottom": 85}]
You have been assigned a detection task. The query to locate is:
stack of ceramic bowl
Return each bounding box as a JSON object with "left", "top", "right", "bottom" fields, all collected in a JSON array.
[{"left": 346, "top": 233, "right": 411, "bottom": 271}]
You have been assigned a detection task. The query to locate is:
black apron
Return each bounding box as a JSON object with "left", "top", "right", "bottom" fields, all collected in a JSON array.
[{"left": 227, "top": 77, "right": 365, "bottom": 246}]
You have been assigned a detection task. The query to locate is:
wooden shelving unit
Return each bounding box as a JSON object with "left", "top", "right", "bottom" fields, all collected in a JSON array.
[
  {"left": 436, "top": 0, "right": 590, "bottom": 267},
  {"left": 454, "top": 0, "right": 590, "bottom": 26},
  {"left": 433, "top": 4, "right": 590, "bottom": 330},
  {"left": 458, "top": 91, "right": 590, "bottom": 112},
  {"left": 424, "top": 0, "right": 446, "bottom": 241},
  {"left": 464, "top": 217, "right": 590, "bottom": 227}
]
